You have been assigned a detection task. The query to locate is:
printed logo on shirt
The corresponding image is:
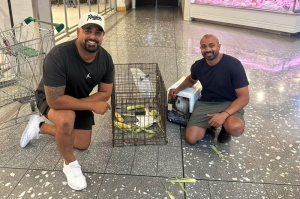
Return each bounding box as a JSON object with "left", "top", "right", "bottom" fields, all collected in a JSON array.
[{"left": 86, "top": 73, "right": 91, "bottom": 79}]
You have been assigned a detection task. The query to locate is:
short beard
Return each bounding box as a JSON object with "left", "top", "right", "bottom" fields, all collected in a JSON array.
[
  {"left": 202, "top": 51, "right": 218, "bottom": 60},
  {"left": 81, "top": 40, "right": 99, "bottom": 53}
]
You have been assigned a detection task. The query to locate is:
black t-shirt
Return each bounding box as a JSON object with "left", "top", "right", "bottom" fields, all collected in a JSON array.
[
  {"left": 36, "top": 39, "right": 114, "bottom": 99},
  {"left": 191, "top": 54, "right": 249, "bottom": 102}
]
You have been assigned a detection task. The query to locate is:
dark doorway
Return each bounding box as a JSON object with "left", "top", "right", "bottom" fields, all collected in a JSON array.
[
  {"left": 157, "top": 0, "right": 178, "bottom": 6},
  {"left": 136, "top": 0, "right": 178, "bottom": 7},
  {"left": 136, "top": 0, "right": 156, "bottom": 6}
]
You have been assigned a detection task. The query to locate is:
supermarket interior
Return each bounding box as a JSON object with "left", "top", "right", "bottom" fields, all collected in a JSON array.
[{"left": 0, "top": 0, "right": 300, "bottom": 198}]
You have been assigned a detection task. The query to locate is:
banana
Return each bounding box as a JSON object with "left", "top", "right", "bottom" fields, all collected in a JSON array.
[
  {"left": 114, "top": 121, "right": 131, "bottom": 129},
  {"left": 144, "top": 108, "right": 159, "bottom": 118},
  {"left": 126, "top": 104, "right": 145, "bottom": 111},
  {"left": 114, "top": 112, "right": 124, "bottom": 122},
  {"left": 131, "top": 123, "right": 154, "bottom": 134},
  {"left": 146, "top": 133, "right": 155, "bottom": 139}
]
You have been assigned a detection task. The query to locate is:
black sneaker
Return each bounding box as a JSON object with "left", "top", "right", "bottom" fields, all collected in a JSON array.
[
  {"left": 217, "top": 126, "right": 231, "bottom": 143},
  {"left": 206, "top": 127, "right": 216, "bottom": 139},
  {"left": 206, "top": 127, "right": 213, "bottom": 136}
]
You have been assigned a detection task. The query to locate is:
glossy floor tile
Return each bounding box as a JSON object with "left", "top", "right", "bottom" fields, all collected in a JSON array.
[{"left": 0, "top": 5, "right": 300, "bottom": 199}]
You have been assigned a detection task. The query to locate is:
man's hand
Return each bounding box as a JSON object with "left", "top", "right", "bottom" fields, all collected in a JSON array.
[
  {"left": 169, "top": 88, "right": 179, "bottom": 99},
  {"left": 91, "top": 101, "right": 111, "bottom": 115},
  {"left": 169, "top": 76, "right": 197, "bottom": 99},
  {"left": 207, "top": 112, "right": 229, "bottom": 128}
]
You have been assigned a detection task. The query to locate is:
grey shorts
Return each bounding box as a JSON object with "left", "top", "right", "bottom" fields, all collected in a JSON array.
[
  {"left": 187, "top": 101, "right": 245, "bottom": 129},
  {"left": 35, "top": 90, "right": 95, "bottom": 130}
]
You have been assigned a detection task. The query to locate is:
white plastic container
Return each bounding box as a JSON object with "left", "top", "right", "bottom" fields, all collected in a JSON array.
[
  {"left": 167, "top": 77, "right": 202, "bottom": 126},
  {"left": 167, "top": 76, "right": 202, "bottom": 113}
]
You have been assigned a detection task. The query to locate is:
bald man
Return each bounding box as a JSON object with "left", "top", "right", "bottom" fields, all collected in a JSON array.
[{"left": 169, "top": 34, "right": 249, "bottom": 144}]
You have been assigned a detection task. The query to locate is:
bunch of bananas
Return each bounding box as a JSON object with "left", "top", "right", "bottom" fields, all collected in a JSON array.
[{"left": 114, "top": 112, "right": 155, "bottom": 138}]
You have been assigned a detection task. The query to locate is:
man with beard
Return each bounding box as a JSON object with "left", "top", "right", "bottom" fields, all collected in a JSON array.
[
  {"left": 20, "top": 12, "right": 114, "bottom": 190},
  {"left": 169, "top": 34, "right": 249, "bottom": 144}
]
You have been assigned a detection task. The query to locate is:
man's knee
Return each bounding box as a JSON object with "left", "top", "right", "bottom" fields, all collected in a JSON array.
[
  {"left": 74, "top": 142, "right": 90, "bottom": 150},
  {"left": 185, "top": 127, "right": 206, "bottom": 145},
  {"left": 51, "top": 110, "right": 76, "bottom": 135},
  {"left": 227, "top": 122, "right": 244, "bottom": 137},
  {"left": 185, "top": 135, "right": 198, "bottom": 145},
  {"left": 74, "top": 136, "right": 91, "bottom": 150},
  {"left": 73, "top": 130, "right": 92, "bottom": 150}
]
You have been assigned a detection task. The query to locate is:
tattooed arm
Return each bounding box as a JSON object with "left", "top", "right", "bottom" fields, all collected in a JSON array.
[
  {"left": 44, "top": 85, "right": 110, "bottom": 114},
  {"left": 81, "top": 82, "right": 113, "bottom": 102},
  {"left": 44, "top": 85, "right": 65, "bottom": 107}
]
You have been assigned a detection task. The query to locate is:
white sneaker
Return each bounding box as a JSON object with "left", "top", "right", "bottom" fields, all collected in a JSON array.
[
  {"left": 20, "top": 115, "right": 44, "bottom": 147},
  {"left": 63, "top": 160, "right": 87, "bottom": 190}
]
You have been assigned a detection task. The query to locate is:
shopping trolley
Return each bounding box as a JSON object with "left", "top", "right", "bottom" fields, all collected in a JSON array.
[{"left": 0, "top": 17, "right": 64, "bottom": 128}]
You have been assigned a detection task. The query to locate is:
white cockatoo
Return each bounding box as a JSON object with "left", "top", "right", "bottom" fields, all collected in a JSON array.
[{"left": 130, "top": 68, "right": 153, "bottom": 98}]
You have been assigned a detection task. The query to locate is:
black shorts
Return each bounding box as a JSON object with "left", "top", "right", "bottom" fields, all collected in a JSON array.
[{"left": 35, "top": 90, "right": 95, "bottom": 130}]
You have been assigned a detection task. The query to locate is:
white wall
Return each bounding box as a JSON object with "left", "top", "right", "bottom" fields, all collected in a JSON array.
[
  {"left": 117, "top": 0, "right": 125, "bottom": 7},
  {"left": 0, "top": 0, "right": 33, "bottom": 30},
  {"left": 116, "top": 0, "right": 131, "bottom": 7}
]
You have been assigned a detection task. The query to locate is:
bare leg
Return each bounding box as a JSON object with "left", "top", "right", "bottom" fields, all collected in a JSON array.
[
  {"left": 72, "top": 0, "right": 76, "bottom": 7},
  {"left": 41, "top": 109, "right": 92, "bottom": 164},
  {"left": 74, "top": 130, "right": 92, "bottom": 150},
  {"left": 40, "top": 123, "right": 91, "bottom": 149},
  {"left": 185, "top": 126, "right": 207, "bottom": 145},
  {"left": 47, "top": 109, "right": 75, "bottom": 164},
  {"left": 40, "top": 123, "right": 56, "bottom": 136},
  {"left": 223, "top": 116, "right": 245, "bottom": 137}
]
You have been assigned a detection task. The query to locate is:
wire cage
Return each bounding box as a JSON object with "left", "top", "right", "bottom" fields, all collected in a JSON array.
[
  {"left": 0, "top": 17, "right": 64, "bottom": 128},
  {"left": 111, "top": 63, "right": 168, "bottom": 147},
  {"left": 167, "top": 77, "right": 202, "bottom": 126}
]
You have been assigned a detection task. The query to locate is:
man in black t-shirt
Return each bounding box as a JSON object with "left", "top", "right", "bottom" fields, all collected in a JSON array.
[
  {"left": 20, "top": 12, "right": 114, "bottom": 190},
  {"left": 169, "top": 34, "right": 249, "bottom": 145}
]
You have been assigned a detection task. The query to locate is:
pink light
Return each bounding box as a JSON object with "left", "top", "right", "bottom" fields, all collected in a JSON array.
[{"left": 288, "top": 56, "right": 300, "bottom": 66}]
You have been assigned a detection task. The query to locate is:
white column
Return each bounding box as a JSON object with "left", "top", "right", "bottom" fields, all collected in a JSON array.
[
  {"left": 183, "top": 0, "right": 191, "bottom": 21},
  {"left": 31, "top": 0, "right": 53, "bottom": 30},
  {"left": 31, "top": 0, "right": 54, "bottom": 65}
]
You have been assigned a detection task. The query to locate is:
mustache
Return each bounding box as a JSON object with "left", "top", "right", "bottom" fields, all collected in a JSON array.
[
  {"left": 204, "top": 51, "right": 214, "bottom": 56},
  {"left": 85, "top": 39, "right": 98, "bottom": 44},
  {"left": 204, "top": 51, "right": 213, "bottom": 55}
]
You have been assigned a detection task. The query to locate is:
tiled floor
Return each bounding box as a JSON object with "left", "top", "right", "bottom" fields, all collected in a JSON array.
[{"left": 1, "top": 6, "right": 300, "bottom": 199}]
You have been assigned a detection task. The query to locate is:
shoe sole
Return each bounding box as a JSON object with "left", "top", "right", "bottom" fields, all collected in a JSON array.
[
  {"left": 63, "top": 169, "right": 87, "bottom": 190},
  {"left": 67, "top": 182, "right": 87, "bottom": 191}
]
